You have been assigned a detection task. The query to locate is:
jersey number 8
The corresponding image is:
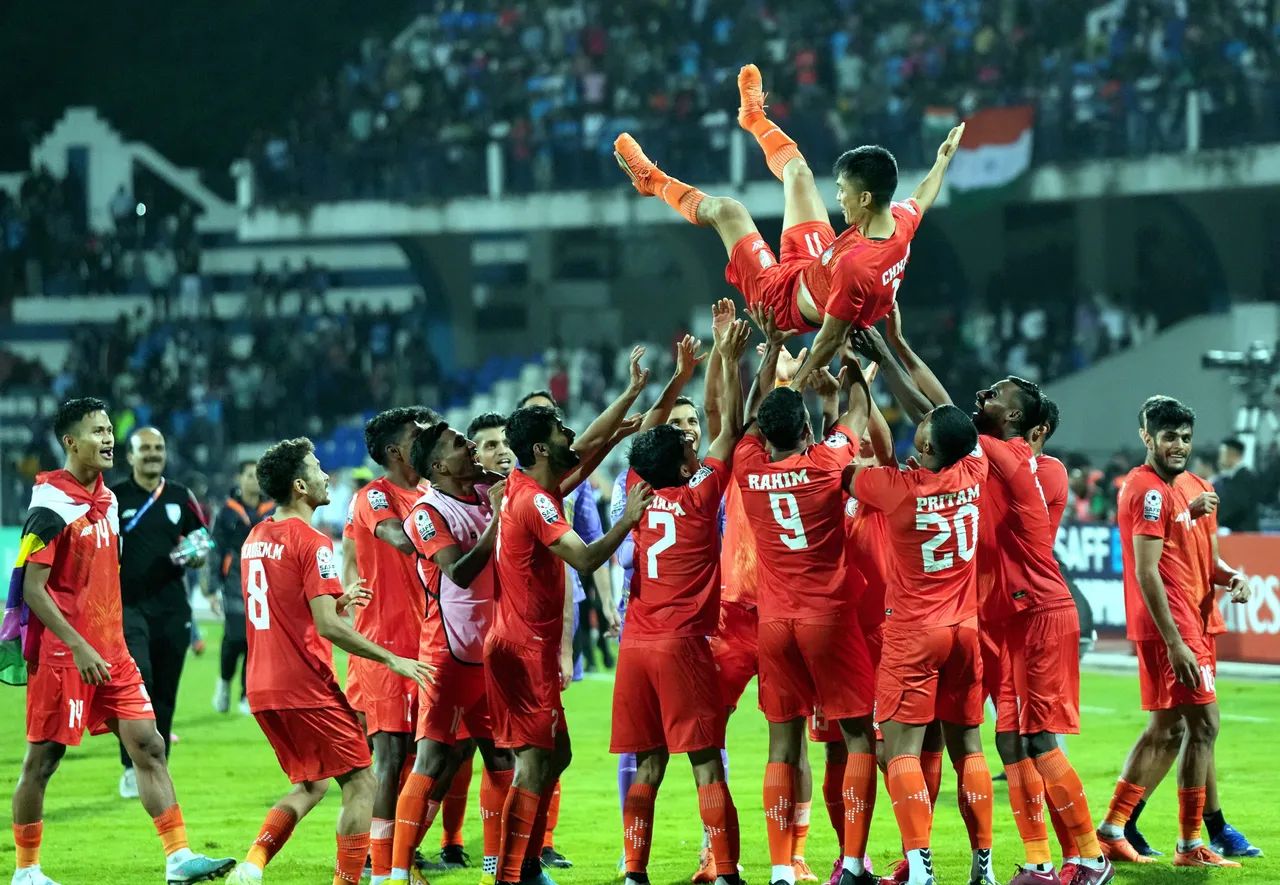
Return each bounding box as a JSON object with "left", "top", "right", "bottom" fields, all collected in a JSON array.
[
  {"left": 917, "top": 503, "right": 979, "bottom": 573},
  {"left": 246, "top": 559, "right": 271, "bottom": 629}
]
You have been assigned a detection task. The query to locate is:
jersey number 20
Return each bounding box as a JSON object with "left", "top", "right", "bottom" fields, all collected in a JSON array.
[
  {"left": 917, "top": 503, "right": 978, "bottom": 573},
  {"left": 246, "top": 559, "right": 271, "bottom": 629}
]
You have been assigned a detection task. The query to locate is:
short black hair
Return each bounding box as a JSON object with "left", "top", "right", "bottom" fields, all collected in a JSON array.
[
  {"left": 673, "top": 395, "right": 697, "bottom": 410},
  {"left": 1139, "top": 395, "right": 1175, "bottom": 428},
  {"left": 506, "top": 406, "right": 560, "bottom": 468},
  {"left": 238, "top": 459, "right": 258, "bottom": 474},
  {"left": 517, "top": 389, "right": 556, "bottom": 409},
  {"left": 1222, "top": 437, "right": 1245, "bottom": 456},
  {"left": 467, "top": 412, "right": 507, "bottom": 440},
  {"left": 757, "top": 388, "right": 808, "bottom": 450},
  {"left": 629, "top": 424, "right": 687, "bottom": 489},
  {"left": 833, "top": 145, "right": 899, "bottom": 209},
  {"left": 256, "top": 437, "right": 314, "bottom": 503},
  {"left": 1144, "top": 397, "right": 1195, "bottom": 436},
  {"left": 1007, "top": 376, "right": 1045, "bottom": 435},
  {"left": 1039, "top": 397, "right": 1061, "bottom": 442},
  {"left": 409, "top": 421, "right": 450, "bottom": 479},
  {"left": 364, "top": 407, "right": 439, "bottom": 466},
  {"left": 930, "top": 404, "right": 979, "bottom": 468},
  {"left": 54, "top": 397, "right": 109, "bottom": 443}
]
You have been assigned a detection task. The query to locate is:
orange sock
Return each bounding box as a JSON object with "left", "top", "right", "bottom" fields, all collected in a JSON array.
[
  {"left": 541, "top": 781, "right": 561, "bottom": 851},
  {"left": 741, "top": 113, "right": 802, "bottom": 180},
  {"left": 13, "top": 822, "right": 41, "bottom": 869},
  {"left": 955, "top": 754, "right": 994, "bottom": 851},
  {"left": 842, "top": 753, "right": 877, "bottom": 860},
  {"left": 1034, "top": 748, "right": 1102, "bottom": 859},
  {"left": 442, "top": 756, "right": 473, "bottom": 848},
  {"left": 658, "top": 178, "right": 706, "bottom": 225},
  {"left": 400, "top": 753, "right": 417, "bottom": 793},
  {"left": 699, "top": 782, "right": 740, "bottom": 876},
  {"left": 1006, "top": 758, "right": 1051, "bottom": 865},
  {"left": 792, "top": 801, "right": 811, "bottom": 859},
  {"left": 1178, "top": 787, "right": 1207, "bottom": 845},
  {"left": 498, "top": 788, "right": 540, "bottom": 882},
  {"left": 371, "top": 818, "right": 393, "bottom": 877},
  {"left": 764, "top": 762, "right": 797, "bottom": 866},
  {"left": 623, "top": 783, "right": 657, "bottom": 873},
  {"left": 885, "top": 755, "right": 932, "bottom": 852},
  {"left": 525, "top": 787, "right": 553, "bottom": 861},
  {"left": 246, "top": 808, "right": 298, "bottom": 870},
  {"left": 921, "top": 751, "right": 944, "bottom": 808},
  {"left": 481, "top": 768, "right": 514, "bottom": 863},
  {"left": 153, "top": 804, "right": 189, "bottom": 857},
  {"left": 1102, "top": 778, "right": 1144, "bottom": 829},
  {"left": 392, "top": 772, "right": 438, "bottom": 872},
  {"left": 822, "top": 758, "right": 847, "bottom": 850},
  {"left": 334, "top": 832, "right": 370, "bottom": 884},
  {"left": 1049, "top": 801, "right": 1080, "bottom": 859}
]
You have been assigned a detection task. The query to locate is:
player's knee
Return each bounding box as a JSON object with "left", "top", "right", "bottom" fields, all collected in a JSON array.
[
  {"left": 1023, "top": 731, "right": 1058, "bottom": 759},
  {"left": 783, "top": 158, "right": 815, "bottom": 188},
  {"left": 1184, "top": 710, "right": 1219, "bottom": 745},
  {"left": 1154, "top": 718, "right": 1186, "bottom": 753},
  {"left": 702, "top": 196, "right": 747, "bottom": 228},
  {"left": 129, "top": 730, "right": 168, "bottom": 770},
  {"left": 22, "top": 744, "right": 64, "bottom": 784},
  {"left": 994, "top": 731, "right": 1023, "bottom": 765},
  {"left": 344, "top": 766, "right": 378, "bottom": 799}
]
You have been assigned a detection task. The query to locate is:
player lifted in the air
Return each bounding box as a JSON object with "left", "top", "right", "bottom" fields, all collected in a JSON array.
[{"left": 614, "top": 64, "right": 963, "bottom": 392}]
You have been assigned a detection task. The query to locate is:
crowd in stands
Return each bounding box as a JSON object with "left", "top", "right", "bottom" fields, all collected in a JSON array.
[{"left": 250, "top": 0, "right": 1280, "bottom": 203}]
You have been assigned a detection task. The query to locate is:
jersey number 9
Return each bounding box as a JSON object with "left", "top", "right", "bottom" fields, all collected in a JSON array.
[{"left": 768, "top": 492, "right": 810, "bottom": 550}]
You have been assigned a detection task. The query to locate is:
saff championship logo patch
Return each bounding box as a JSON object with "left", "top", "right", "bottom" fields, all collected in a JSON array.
[
  {"left": 533, "top": 493, "right": 560, "bottom": 525},
  {"left": 367, "top": 489, "right": 390, "bottom": 511},
  {"left": 316, "top": 545, "right": 338, "bottom": 579}
]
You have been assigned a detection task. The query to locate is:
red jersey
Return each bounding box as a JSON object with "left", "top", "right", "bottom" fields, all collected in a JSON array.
[
  {"left": 733, "top": 425, "right": 858, "bottom": 620},
  {"left": 241, "top": 517, "right": 346, "bottom": 711},
  {"left": 1118, "top": 466, "right": 1215, "bottom": 642},
  {"left": 1174, "top": 471, "right": 1225, "bottom": 635},
  {"left": 1037, "top": 454, "right": 1069, "bottom": 535},
  {"left": 845, "top": 496, "right": 891, "bottom": 632},
  {"left": 626, "top": 459, "right": 730, "bottom": 638},
  {"left": 493, "top": 469, "right": 572, "bottom": 646},
  {"left": 803, "top": 199, "right": 923, "bottom": 327},
  {"left": 979, "top": 435, "right": 1073, "bottom": 619},
  {"left": 855, "top": 449, "right": 988, "bottom": 626},
  {"left": 19, "top": 471, "right": 128, "bottom": 668},
  {"left": 720, "top": 481, "right": 758, "bottom": 607},
  {"left": 346, "top": 477, "right": 428, "bottom": 657}
]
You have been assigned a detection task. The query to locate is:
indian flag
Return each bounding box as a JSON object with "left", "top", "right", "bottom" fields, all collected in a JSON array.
[{"left": 948, "top": 106, "right": 1035, "bottom": 205}]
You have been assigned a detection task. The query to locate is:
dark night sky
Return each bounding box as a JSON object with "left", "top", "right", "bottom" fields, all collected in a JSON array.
[{"left": 1, "top": 0, "right": 412, "bottom": 185}]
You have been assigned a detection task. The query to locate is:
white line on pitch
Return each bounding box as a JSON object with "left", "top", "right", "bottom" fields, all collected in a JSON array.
[{"left": 1080, "top": 705, "right": 1116, "bottom": 714}]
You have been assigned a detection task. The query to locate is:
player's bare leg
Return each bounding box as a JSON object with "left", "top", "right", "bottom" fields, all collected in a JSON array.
[
  {"left": 827, "top": 717, "right": 876, "bottom": 885},
  {"left": 370, "top": 732, "right": 413, "bottom": 883},
  {"left": 1095, "top": 709, "right": 1178, "bottom": 863},
  {"left": 994, "top": 726, "right": 1059, "bottom": 875},
  {"left": 878, "top": 720, "right": 935, "bottom": 885},
  {"left": 1021, "top": 730, "right": 1115, "bottom": 884},
  {"left": 333, "top": 766, "right": 378, "bottom": 885},
  {"left": 11, "top": 742, "right": 65, "bottom": 885},
  {"left": 764, "top": 719, "right": 805, "bottom": 885},
  {"left": 227, "top": 780, "right": 329, "bottom": 884},
  {"left": 941, "top": 723, "right": 997, "bottom": 885},
  {"left": 437, "top": 741, "right": 477, "bottom": 870},
  {"left": 496, "top": 733, "right": 571, "bottom": 885},
  {"left": 819, "top": 740, "right": 849, "bottom": 885},
  {"left": 621, "top": 750, "right": 668, "bottom": 884},
  {"left": 1168, "top": 702, "right": 1236, "bottom": 867},
  {"left": 792, "top": 753, "right": 817, "bottom": 882}
]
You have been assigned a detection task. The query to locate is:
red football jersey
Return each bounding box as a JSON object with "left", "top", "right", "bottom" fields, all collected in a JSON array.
[
  {"left": 803, "top": 199, "right": 922, "bottom": 327},
  {"left": 1174, "top": 471, "right": 1225, "bottom": 635},
  {"left": 626, "top": 459, "right": 729, "bottom": 639},
  {"left": 855, "top": 449, "right": 988, "bottom": 626},
  {"left": 979, "top": 435, "right": 1073, "bottom": 619},
  {"left": 720, "top": 480, "right": 758, "bottom": 607},
  {"left": 241, "top": 517, "right": 346, "bottom": 711},
  {"left": 845, "top": 496, "right": 891, "bottom": 633},
  {"left": 492, "top": 469, "right": 572, "bottom": 646},
  {"left": 349, "top": 477, "right": 428, "bottom": 657},
  {"left": 1037, "top": 454, "right": 1069, "bottom": 536},
  {"left": 733, "top": 425, "right": 858, "bottom": 620}
]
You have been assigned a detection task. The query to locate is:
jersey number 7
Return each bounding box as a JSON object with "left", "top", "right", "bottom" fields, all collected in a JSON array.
[{"left": 647, "top": 510, "right": 676, "bottom": 579}]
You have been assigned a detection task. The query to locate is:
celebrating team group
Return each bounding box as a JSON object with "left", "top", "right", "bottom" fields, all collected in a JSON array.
[{"left": 11, "top": 63, "right": 1255, "bottom": 885}]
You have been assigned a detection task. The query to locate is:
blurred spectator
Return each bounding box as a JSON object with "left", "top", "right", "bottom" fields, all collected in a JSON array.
[{"left": 1214, "top": 436, "right": 1260, "bottom": 531}]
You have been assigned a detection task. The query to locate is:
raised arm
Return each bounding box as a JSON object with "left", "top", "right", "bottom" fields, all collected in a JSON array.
[
  {"left": 884, "top": 303, "right": 951, "bottom": 407},
  {"left": 550, "top": 481, "right": 655, "bottom": 575},
  {"left": 571, "top": 345, "right": 650, "bottom": 457},
  {"left": 707, "top": 319, "right": 752, "bottom": 464},
  {"left": 429, "top": 482, "right": 505, "bottom": 589},
  {"left": 810, "top": 364, "right": 845, "bottom": 438},
  {"left": 745, "top": 306, "right": 799, "bottom": 434},
  {"left": 791, "top": 313, "right": 851, "bottom": 392},
  {"left": 1133, "top": 535, "right": 1200, "bottom": 689},
  {"left": 911, "top": 123, "right": 964, "bottom": 214},
  {"left": 641, "top": 335, "right": 707, "bottom": 432},
  {"left": 841, "top": 343, "right": 896, "bottom": 465},
  {"left": 702, "top": 298, "right": 737, "bottom": 441},
  {"left": 836, "top": 357, "right": 872, "bottom": 439},
  {"left": 23, "top": 561, "right": 110, "bottom": 685},
  {"left": 850, "top": 326, "right": 936, "bottom": 425},
  {"left": 559, "top": 414, "right": 643, "bottom": 496}
]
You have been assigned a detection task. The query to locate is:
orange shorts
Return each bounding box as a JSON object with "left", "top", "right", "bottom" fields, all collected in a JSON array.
[
  {"left": 810, "top": 620, "right": 883, "bottom": 742},
  {"left": 416, "top": 651, "right": 491, "bottom": 744},
  {"left": 484, "top": 634, "right": 566, "bottom": 751},
  {"left": 255, "top": 701, "right": 372, "bottom": 784},
  {"left": 25, "top": 657, "right": 154, "bottom": 745},
  {"left": 711, "top": 602, "right": 759, "bottom": 712},
  {"left": 758, "top": 610, "right": 874, "bottom": 724},
  {"left": 724, "top": 221, "right": 835, "bottom": 334},
  {"left": 979, "top": 620, "right": 1019, "bottom": 733},
  {"left": 1136, "top": 634, "right": 1217, "bottom": 711},
  {"left": 347, "top": 657, "right": 419, "bottom": 737},
  {"left": 1006, "top": 606, "right": 1081, "bottom": 735},
  {"left": 877, "top": 619, "right": 984, "bottom": 727},
  {"left": 611, "top": 637, "right": 726, "bottom": 754}
]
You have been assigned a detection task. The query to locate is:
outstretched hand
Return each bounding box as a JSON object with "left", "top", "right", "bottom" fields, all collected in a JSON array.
[
  {"left": 807, "top": 366, "right": 846, "bottom": 399},
  {"left": 720, "top": 319, "right": 752, "bottom": 363},
  {"left": 850, "top": 327, "right": 894, "bottom": 365},
  {"left": 937, "top": 122, "right": 965, "bottom": 163},
  {"left": 746, "top": 305, "right": 799, "bottom": 347},
  {"left": 674, "top": 334, "right": 708, "bottom": 381},
  {"left": 626, "top": 346, "right": 650, "bottom": 394},
  {"left": 711, "top": 298, "right": 737, "bottom": 343}
]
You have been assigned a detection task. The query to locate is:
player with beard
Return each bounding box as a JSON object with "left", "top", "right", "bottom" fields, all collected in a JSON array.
[
  {"left": 226, "top": 438, "right": 433, "bottom": 885},
  {"left": 489, "top": 354, "right": 654, "bottom": 885},
  {"left": 1095, "top": 398, "right": 1256, "bottom": 867},
  {"left": 852, "top": 323, "right": 1114, "bottom": 885}
]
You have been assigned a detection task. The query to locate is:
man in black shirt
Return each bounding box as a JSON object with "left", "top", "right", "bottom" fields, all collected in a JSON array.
[
  {"left": 209, "top": 458, "right": 274, "bottom": 714},
  {"left": 111, "top": 427, "right": 208, "bottom": 800}
]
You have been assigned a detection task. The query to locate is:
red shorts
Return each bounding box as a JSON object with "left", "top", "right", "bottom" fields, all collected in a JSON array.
[
  {"left": 484, "top": 634, "right": 566, "bottom": 751},
  {"left": 611, "top": 637, "right": 726, "bottom": 754},
  {"left": 255, "top": 701, "right": 372, "bottom": 784},
  {"left": 347, "top": 657, "right": 418, "bottom": 736},
  {"left": 1136, "top": 634, "right": 1217, "bottom": 711},
  {"left": 1006, "top": 606, "right": 1081, "bottom": 735},
  {"left": 758, "top": 610, "right": 874, "bottom": 724},
  {"left": 877, "top": 619, "right": 984, "bottom": 727},
  {"left": 979, "top": 620, "right": 1019, "bottom": 733},
  {"left": 711, "top": 602, "right": 759, "bottom": 712},
  {"left": 25, "top": 657, "right": 154, "bottom": 746},
  {"left": 810, "top": 620, "right": 883, "bottom": 742},
  {"left": 416, "top": 651, "right": 491, "bottom": 743},
  {"left": 724, "top": 222, "right": 835, "bottom": 334}
]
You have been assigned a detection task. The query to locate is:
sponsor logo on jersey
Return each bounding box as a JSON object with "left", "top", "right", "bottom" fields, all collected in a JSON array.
[
  {"left": 689, "top": 465, "right": 713, "bottom": 488},
  {"left": 368, "top": 489, "right": 390, "bottom": 511},
  {"left": 825, "top": 432, "right": 850, "bottom": 449},
  {"left": 533, "top": 493, "right": 560, "bottom": 524},
  {"left": 751, "top": 239, "right": 766, "bottom": 252},
  {"left": 414, "top": 508, "right": 435, "bottom": 542},
  {"left": 1143, "top": 489, "right": 1162, "bottom": 521},
  {"left": 759, "top": 251, "right": 775, "bottom": 269},
  {"left": 316, "top": 544, "right": 338, "bottom": 579}
]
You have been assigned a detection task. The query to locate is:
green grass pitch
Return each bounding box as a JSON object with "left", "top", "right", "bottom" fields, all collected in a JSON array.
[{"left": 2, "top": 628, "right": 1276, "bottom": 884}]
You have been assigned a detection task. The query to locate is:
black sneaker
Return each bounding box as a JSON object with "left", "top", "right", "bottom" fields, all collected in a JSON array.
[
  {"left": 541, "top": 847, "right": 573, "bottom": 869},
  {"left": 440, "top": 845, "right": 471, "bottom": 869},
  {"left": 416, "top": 848, "right": 451, "bottom": 872},
  {"left": 836, "top": 869, "right": 876, "bottom": 885},
  {"left": 1125, "top": 823, "right": 1164, "bottom": 858}
]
